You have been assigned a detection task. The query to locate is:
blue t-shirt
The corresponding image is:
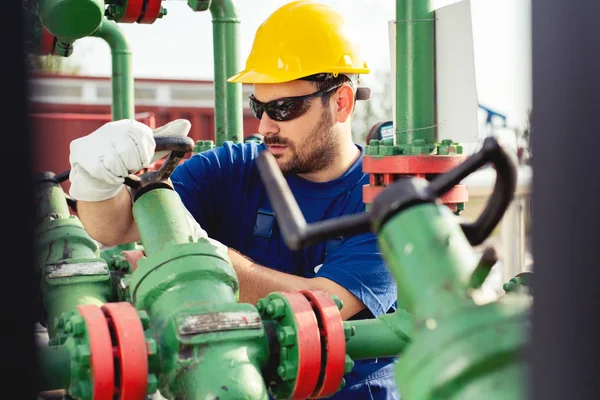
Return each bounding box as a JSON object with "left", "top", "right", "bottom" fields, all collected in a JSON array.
[{"left": 171, "top": 141, "right": 400, "bottom": 399}]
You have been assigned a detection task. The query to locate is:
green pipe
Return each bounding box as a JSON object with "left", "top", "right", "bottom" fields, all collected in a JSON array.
[
  {"left": 132, "top": 189, "right": 196, "bottom": 255},
  {"left": 91, "top": 18, "right": 134, "bottom": 120},
  {"left": 377, "top": 203, "right": 475, "bottom": 319},
  {"left": 395, "top": 0, "right": 435, "bottom": 146},
  {"left": 37, "top": 345, "right": 71, "bottom": 391},
  {"left": 35, "top": 180, "right": 114, "bottom": 338},
  {"left": 211, "top": 0, "right": 243, "bottom": 145},
  {"left": 346, "top": 309, "right": 413, "bottom": 360},
  {"left": 129, "top": 241, "right": 268, "bottom": 399}
]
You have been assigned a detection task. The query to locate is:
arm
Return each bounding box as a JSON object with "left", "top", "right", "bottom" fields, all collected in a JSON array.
[
  {"left": 68, "top": 119, "right": 192, "bottom": 246},
  {"left": 76, "top": 186, "right": 140, "bottom": 246},
  {"left": 227, "top": 248, "right": 365, "bottom": 320}
]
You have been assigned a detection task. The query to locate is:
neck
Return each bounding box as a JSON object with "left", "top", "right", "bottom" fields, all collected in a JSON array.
[{"left": 298, "top": 136, "right": 360, "bottom": 183}]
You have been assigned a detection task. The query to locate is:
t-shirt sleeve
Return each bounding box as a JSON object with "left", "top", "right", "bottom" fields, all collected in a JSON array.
[
  {"left": 170, "top": 142, "right": 263, "bottom": 242},
  {"left": 314, "top": 232, "right": 397, "bottom": 317},
  {"left": 170, "top": 146, "right": 227, "bottom": 233}
]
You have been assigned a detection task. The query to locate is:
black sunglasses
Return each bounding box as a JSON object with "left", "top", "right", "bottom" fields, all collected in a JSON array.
[{"left": 249, "top": 84, "right": 342, "bottom": 122}]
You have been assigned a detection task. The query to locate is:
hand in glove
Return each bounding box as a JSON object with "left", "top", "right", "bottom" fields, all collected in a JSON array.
[{"left": 69, "top": 118, "right": 191, "bottom": 202}]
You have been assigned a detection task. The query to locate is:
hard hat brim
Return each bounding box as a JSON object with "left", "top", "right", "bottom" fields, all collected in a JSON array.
[{"left": 228, "top": 67, "right": 370, "bottom": 84}]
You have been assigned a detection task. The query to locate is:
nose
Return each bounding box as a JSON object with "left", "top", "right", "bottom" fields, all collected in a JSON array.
[{"left": 258, "top": 112, "right": 279, "bottom": 136}]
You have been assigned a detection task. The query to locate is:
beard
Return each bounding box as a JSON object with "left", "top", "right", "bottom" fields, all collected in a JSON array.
[{"left": 264, "top": 106, "right": 339, "bottom": 175}]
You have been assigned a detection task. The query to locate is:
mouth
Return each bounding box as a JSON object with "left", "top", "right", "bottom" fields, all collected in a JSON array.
[{"left": 267, "top": 144, "right": 288, "bottom": 155}]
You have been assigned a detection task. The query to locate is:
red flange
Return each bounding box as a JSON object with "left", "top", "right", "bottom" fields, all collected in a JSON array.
[
  {"left": 362, "top": 184, "right": 469, "bottom": 205},
  {"left": 362, "top": 154, "right": 467, "bottom": 174},
  {"left": 301, "top": 290, "right": 346, "bottom": 399},
  {"left": 120, "top": 0, "right": 144, "bottom": 23},
  {"left": 121, "top": 250, "right": 145, "bottom": 272},
  {"left": 76, "top": 305, "right": 115, "bottom": 400},
  {"left": 39, "top": 25, "right": 55, "bottom": 55},
  {"left": 138, "top": 0, "right": 163, "bottom": 24},
  {"left": 280, "top": 291, "right": 322, "bottom": 400},
  {"left": 101, "top": 302, "right": 148, "bottom": 400}
]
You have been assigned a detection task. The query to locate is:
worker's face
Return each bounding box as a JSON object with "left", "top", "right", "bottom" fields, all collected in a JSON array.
[{"left": 253, "top": 80, "right": 339, "bottom": 175}]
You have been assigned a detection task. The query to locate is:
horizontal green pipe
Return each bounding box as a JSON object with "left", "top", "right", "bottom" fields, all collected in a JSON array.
[
  {"left": 346, "top": 310, "right": 412, "bottom": 360},
  {"left": 37, "top": 345, "right": 71, "bottom": 391}
]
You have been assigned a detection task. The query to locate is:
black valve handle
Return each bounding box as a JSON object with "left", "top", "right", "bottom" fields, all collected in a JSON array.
[
  {"left": 54, "top": 136, "right": 195, "bottom": 189},
  {"left": 428, "top": 136, "right": 517, "bottom": 246},
  {"left": 255, "top": 136, "right": 517, "bottom": 251}
]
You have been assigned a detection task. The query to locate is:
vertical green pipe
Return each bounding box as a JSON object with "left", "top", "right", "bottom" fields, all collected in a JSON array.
[
  {"left": 395, "top": 0, "right": 435, "bottom": 145},
  {"left": 91, "top": 18, "right": 134, "bottom": 120},
  {"left": 37, "top": 345, "right": 72, "bottom": 391},
  {"left": 92, "top": 18, "right": 137, "bottom": 253},
  {"left": 211, "top": 0, "right": 243, "bottom": 145}
]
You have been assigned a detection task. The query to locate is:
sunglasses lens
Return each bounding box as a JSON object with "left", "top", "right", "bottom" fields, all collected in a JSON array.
[
  {"left": 249, "top": 98, "right": 263, "bottom": 120},
  {"left": 268, "top": 99, "right": 310, "bottom": 122}
]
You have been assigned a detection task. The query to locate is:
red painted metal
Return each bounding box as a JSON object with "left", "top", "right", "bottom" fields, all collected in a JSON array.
[
  {"left": 76, "top": 305, "right": 115, "bottom": 400},
  {"left": 363, "top": 184, "right": 469, "bottom": 205},
  {"left": 363, "top": 154, "right": 467, "bottom": 174},
  {"left": 39, "top": 26, "right": 55, "bottom": 55},
  {"left": 101, "top": 302, "right": 148, "bottom": 400},
  {"left": 138, "top": 0, "right": 162, "bottom": 23},
  {"left": 280, "top": 291, "right": 322, "bottom": 400},
  {"left": 121, "top": 250, "right": 146, "bottom": 272},
  {"left": 301, "top": 290, "right": 346, "bottom": 399},
  {"left": 121, "top": 0, "right": 144, "bottom": 23}
]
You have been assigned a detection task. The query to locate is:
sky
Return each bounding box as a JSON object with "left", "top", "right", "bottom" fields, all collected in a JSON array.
[{"left": 64, "top": 0, "right": 532, "bottom": 131}]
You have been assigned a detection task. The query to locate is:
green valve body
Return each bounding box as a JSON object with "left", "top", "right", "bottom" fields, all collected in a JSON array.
[
  {"left": 35, "top": 179, "right": 113, "bottom": 339},
  {"left": 377, "top": 203, "right": 530, "bottom": 399},
  {"left": 127, "top": 188, "right": 269, "bottom": 399},
  {"left": 38, "top": 0, "right": 105, "bottom": 42}
]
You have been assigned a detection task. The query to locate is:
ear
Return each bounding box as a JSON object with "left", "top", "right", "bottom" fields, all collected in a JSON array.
[{"left": 334, "top": 84, "right": 355, "bottom": 123}]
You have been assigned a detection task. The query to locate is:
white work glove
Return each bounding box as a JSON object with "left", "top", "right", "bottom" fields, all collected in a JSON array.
[{"left": 69, "top": 118, "right": 191, "bottom": 202}]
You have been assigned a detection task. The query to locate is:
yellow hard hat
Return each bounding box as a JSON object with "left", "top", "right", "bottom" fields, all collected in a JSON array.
[{"left": 228, "top": 0, "right": 370, "bottom": 84}]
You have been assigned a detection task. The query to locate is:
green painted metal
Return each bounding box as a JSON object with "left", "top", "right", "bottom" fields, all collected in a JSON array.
[
  {"left": 395, "top": 0, "right": 436, "bottom": 151},
  {"left": 38, "top": 0, "right": 105, "bottom": 42},
  {"left": 131, "top": 189, "right": 197, "bottom": 255},
  {"left": 125, "top": 189, "right": 269, "bottom": 399},
  {"left": 346, "top": 308, "right": 412, "bottom": 361},
  {"left": 38, "top": 344, "right": 71, "bottom": 391},
  {"left": 210, "top": 0, "right": 243, "bottom": 145},
  {"left": 91, "top": 17, "right": 138, "bottom": 257},
  {"left": 376, "top": 203, "right": 530, "bottom": 399},
  {"left": 35, "top": 180, "right": 114, "bottom": 338},
  {"left": 91, "top": 18, "right": 134, "bottom": 121}
]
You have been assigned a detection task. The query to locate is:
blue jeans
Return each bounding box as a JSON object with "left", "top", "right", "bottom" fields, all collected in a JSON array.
[{"left": 328, "top": 360, "right": 401, "bottom": 400}]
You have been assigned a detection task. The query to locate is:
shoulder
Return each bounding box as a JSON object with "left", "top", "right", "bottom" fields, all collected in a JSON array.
[
  {"left": 195, "top": 141, "right": 265, "bottom": 165},
  {"left": 172, "top": 141, "right": 265, "bottom": 179}
]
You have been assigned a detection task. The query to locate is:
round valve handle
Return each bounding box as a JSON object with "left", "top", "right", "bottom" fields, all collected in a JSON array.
[
  {"left": 255, "top": 136, "right": 517, "bottom": 250},
  {"left": 122, "top": 135, "right": 195, "bottom": 191}
]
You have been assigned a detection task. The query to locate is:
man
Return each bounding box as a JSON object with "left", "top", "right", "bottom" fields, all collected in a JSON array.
[{"left": 69, "top": 1, "right": 400, "bottom": 398}]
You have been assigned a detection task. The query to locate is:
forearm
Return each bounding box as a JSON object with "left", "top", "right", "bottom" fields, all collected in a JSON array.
[
  {"left": 76, "top": 186, "right": 140, "bottom": 246},
  {"left": 227, "top": 249, "right": 365, "bottom": 320}
]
